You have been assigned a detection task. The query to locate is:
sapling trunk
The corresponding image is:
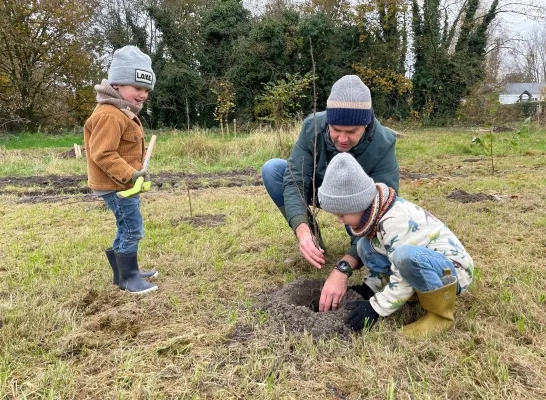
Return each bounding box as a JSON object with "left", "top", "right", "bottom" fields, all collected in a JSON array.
[{"left": 309, "top": 37, "right": 320, "bottom": 246}]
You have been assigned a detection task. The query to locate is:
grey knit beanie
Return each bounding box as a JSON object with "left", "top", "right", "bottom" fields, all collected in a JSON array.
[
  {"left": 326, "top": 75, "right": 372, "bottom": 126},
  {"left": 318, "top": 153, "right": 377, "bottom": 214},
  {"left": 108, "top": 45, "right": 156, "bottom": 90}
]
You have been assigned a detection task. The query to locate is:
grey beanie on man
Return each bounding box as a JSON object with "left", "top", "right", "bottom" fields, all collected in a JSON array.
[
  {"left": 326, "top": 75, "right": 372, "bottom": 126},
  {"left": 318, "top": 153, "right": 377, "bottom": 214},
  {"left": 108, "top": 45, "right": 156, "bottom": 90}
]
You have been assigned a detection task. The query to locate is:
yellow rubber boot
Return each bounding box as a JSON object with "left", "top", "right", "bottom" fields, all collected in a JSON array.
[{"left": 402, "top": 269, "right": 458, "bottom": 338}]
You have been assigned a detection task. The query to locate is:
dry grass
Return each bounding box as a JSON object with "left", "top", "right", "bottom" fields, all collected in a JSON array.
[{"left": 0, "top": 126, "right": 545, "bottom": 399}]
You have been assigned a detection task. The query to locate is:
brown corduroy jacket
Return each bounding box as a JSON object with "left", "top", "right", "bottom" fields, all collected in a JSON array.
[{"left": 84, "top": 104, "right": 145, "bottom": 191}]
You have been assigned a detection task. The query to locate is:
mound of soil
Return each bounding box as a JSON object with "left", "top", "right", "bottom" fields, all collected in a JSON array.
[
  {"left": 447, "top": 189, "right": 500, "bottom": 203},
  {"left": 261, "top": 278, "right": 363, "bottom": 338}
]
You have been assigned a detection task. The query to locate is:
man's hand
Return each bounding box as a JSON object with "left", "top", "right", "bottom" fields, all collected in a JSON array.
[
  {"left": 131, "top": 169, "right": 150, "bottom": 183},
  {"left": 344, "top": 300, "right": 380, "bottom": 331},
  {"left": 296, "top": 224, "right": 325, "bottom": 269},
  {"left": 319, "top": 269, "right": 348, "bottom": 312}
]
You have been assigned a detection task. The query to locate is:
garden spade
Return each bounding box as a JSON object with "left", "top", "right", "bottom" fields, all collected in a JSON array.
[{"left": 117, "top": 134, "right": 156, "bottom": 199}]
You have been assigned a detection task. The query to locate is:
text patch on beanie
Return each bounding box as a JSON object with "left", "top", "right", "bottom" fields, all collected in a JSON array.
[{"left": 135, "top": 69, "right": 153, "bottom": 86}]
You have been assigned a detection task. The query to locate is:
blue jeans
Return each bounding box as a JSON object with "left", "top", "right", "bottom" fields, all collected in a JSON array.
[
  {"left": 101, "top": 192, "right": 144, "bottom": 255},
  {"left": 357, "top": 236, "right": 392, "bottom": 276},
  {"left": 262, "top": 158, "right": 288, "bottom": 207},
  {"left": 392, "top": 244, "right": 461, "bottom": 294}
]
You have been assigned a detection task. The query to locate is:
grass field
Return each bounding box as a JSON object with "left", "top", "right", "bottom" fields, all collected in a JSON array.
[{"left": 0, "top": 123, "right": 545, "bottom": 399}]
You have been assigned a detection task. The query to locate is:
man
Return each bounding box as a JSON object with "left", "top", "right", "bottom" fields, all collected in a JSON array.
[{"left": 261, "top": 75, "right": 399, "bottom": 312}]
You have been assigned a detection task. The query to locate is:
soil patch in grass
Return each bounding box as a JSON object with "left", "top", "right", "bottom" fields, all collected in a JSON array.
[
  {"left": 0, "top": 169, "right": 261, "bottom": 203},
  {"left": 447, "top": 189, "right": 500, "bottom": 203},
  {"left": 171, "top": 214, "right": 226, "bottom": 228},
  {"left": 261, "top": 278, "right": 364, "bottom": 338},
  {"left": 399, "top": 169, "right": 436, "bottom": 180}
]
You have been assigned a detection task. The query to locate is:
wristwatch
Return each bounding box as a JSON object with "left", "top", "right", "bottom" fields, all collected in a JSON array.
[{"left": 335, "top": 260, "right": 353, "bottom": 277}]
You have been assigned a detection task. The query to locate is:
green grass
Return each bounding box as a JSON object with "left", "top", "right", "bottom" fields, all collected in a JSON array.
[
  {"left": 0, "top": 127, "right": 297, "bottom": 176},
  {"left": 0, "top": 130, "right": 84, "bottom": 149},
  {"left": 1, "top": 123, "right": 546, "bottom": 398}
]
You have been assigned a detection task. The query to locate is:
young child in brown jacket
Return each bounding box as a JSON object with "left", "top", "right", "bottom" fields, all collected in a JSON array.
[{"left": 84, "top": 45, "right": 158, "bottom": 294}]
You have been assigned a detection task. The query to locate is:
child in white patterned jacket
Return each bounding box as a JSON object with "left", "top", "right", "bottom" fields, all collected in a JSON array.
[{"left": 317, "top": 152, "right": 474, "bottom": 337}]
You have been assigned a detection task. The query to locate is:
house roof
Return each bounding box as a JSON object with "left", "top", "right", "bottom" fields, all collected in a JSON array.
[{"left": 500, "top": 83, "right": 546, "bottom": 95}]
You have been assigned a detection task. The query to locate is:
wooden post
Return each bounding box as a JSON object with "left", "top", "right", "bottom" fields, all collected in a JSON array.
[
  {"left": 226, "top": 118, "right": 230, "bottom": 136},
  {"left": 220, "top": 119, "right": 224, "bottom": 138},
  {"left": 186, "top": 97, "right": 190, "bottom": 131},
  {"left": 74, "top": 144, "right": 81, "bottom": 158},
  {"left": 233, "top": 119, "right": 237, "bottom": 137}
]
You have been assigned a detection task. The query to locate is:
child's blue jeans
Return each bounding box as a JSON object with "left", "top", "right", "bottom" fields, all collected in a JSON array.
[
  {"left": 101, "top": 192, "right": 143, "bottom": 255},
  {"left": 357, "top": 241, "right": 461, "bottom": 294}
]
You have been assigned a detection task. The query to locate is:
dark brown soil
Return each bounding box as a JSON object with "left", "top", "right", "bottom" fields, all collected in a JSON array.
[
  {"left": 0, "top": 169, "right": 261, "bottom": 203},
  {"left": 0, "top": 168, "right": 434, "bottom": 202},
  {"left": 260, "top": 278, "right": 364, "bottom": 338},
  {"left": 171, "top": 214, "right": 226, "bottom": 227},
  {"left": 446, "top": 189, "right": 500, "bottom": 203}
]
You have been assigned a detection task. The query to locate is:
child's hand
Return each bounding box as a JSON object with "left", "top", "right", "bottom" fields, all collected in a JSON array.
[
  {"left": 344, "top": 300, "right": 379, "bottom": 331},
  {"left": 131, "top": 169, "right": 150, "bottom": 183}
]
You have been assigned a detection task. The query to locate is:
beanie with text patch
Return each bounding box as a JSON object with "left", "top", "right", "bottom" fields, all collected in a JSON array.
[
  {"left": 326, "top": 75, "right": 372, "bottom": 126},
  {"left": 108, "top": 45, "right": 155, "bottom": 90},
  {"left": 318, "top": 153, "right": 377, "bottom": 214}
]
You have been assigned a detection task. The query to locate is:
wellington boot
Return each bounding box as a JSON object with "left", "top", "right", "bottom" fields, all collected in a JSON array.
[
  {"left": 105, "top": 248, "right": 158, "bottom": 285},
  {"left": 115, "top": 252, "right": 158, "bottom": 294},
  {"left": 105, "top": 248, "right": 120, "bottom": 285},
  {"left": 402, "top": 271, "right": 458, "bottom": 338}
]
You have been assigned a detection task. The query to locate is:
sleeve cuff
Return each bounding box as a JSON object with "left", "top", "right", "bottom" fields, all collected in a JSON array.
[
  {"left": 289, "top": 214, "right": 308, "bottom": 232},
  {"left": 346, "top": 244, "right": 363, "bottom": 268}
]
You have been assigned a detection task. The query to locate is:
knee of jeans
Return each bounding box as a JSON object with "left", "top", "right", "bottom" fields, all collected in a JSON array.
[
  {"left": 356, "top": 241, "right": 367, "bottom": 261},
  {"left": 392, "top": 245, "right": 414, "bottom": 275},
  {"left": 128, "top": 226, "right": 144, "bottom": 241},
  {"left": 261, "top": 159, "right": 285, "bottom": 177}
]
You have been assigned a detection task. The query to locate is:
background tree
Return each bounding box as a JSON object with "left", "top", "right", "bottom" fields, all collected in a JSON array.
[
  {"left": 0, "top": 0, "right": 102, "bottom": 130},
  {"left": 412, "top": 0, "right": 500, "bottom": 122},
  {"left": 353, "top": 0, "right": 411, "bottom": 119},
  {"left": 228, "top": 4, "right": 304, "bottom": 121},
  {"left": 254, "top": 72, "right": 313, "bottom": 126},
  {"left": 211, "top": 79, "right": 236, "bottom": 136}
]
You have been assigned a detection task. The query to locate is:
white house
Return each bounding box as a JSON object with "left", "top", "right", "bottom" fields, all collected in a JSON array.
[{"left": 499, "top": 83, "right": 546, "bottom": 104}]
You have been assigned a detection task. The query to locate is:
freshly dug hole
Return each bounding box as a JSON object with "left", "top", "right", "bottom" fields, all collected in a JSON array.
[{"left": 261, "top": 278, "right": 364, "bottom": 338}]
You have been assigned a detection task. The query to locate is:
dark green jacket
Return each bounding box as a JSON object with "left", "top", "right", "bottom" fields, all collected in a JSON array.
[{"left": 283, "top": 111, "right": 399, "bottom": 260}]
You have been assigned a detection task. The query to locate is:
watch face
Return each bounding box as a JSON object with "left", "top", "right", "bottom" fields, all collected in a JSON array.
[{"left": 336, "top": 261, "right": 352, "bottom": 276}]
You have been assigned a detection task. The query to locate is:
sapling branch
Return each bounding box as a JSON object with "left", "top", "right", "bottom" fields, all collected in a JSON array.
[{"left": 309, "top": 37, "right": 321, "bottom": 247}]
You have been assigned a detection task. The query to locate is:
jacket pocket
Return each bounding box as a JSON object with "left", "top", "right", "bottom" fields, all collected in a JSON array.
[
  {"left": 120, "top": 128, "right": 143, "bottom": 168},
  {"left": 121, "top": 128, "right": 141, "bottom": 143}
]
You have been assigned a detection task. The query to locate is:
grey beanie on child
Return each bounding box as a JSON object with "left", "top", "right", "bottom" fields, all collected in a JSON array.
[
  {"left": 108, "top": 45, "right": 156, "bottom": 90},
  {"left": 326, "top": 75, "right": 372, "bottom": 126},
  {"left": 318, "top": 153, "right": 377, "bottom": 214}
]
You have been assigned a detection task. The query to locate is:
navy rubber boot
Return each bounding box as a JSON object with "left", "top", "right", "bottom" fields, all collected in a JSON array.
[
  {"left": 106, "top": 248, "right": 158, "bottom": 285},
  {"left": 115, "top": 252, "right": 158, "bottom": 294},
  {"left": 105, "top": 248, "right": 120, "bottom": 285}
]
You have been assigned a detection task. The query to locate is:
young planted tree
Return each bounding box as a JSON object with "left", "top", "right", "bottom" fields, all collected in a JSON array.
[{"left": 472, "top": 117, "right": 531, "bottom": 175}]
